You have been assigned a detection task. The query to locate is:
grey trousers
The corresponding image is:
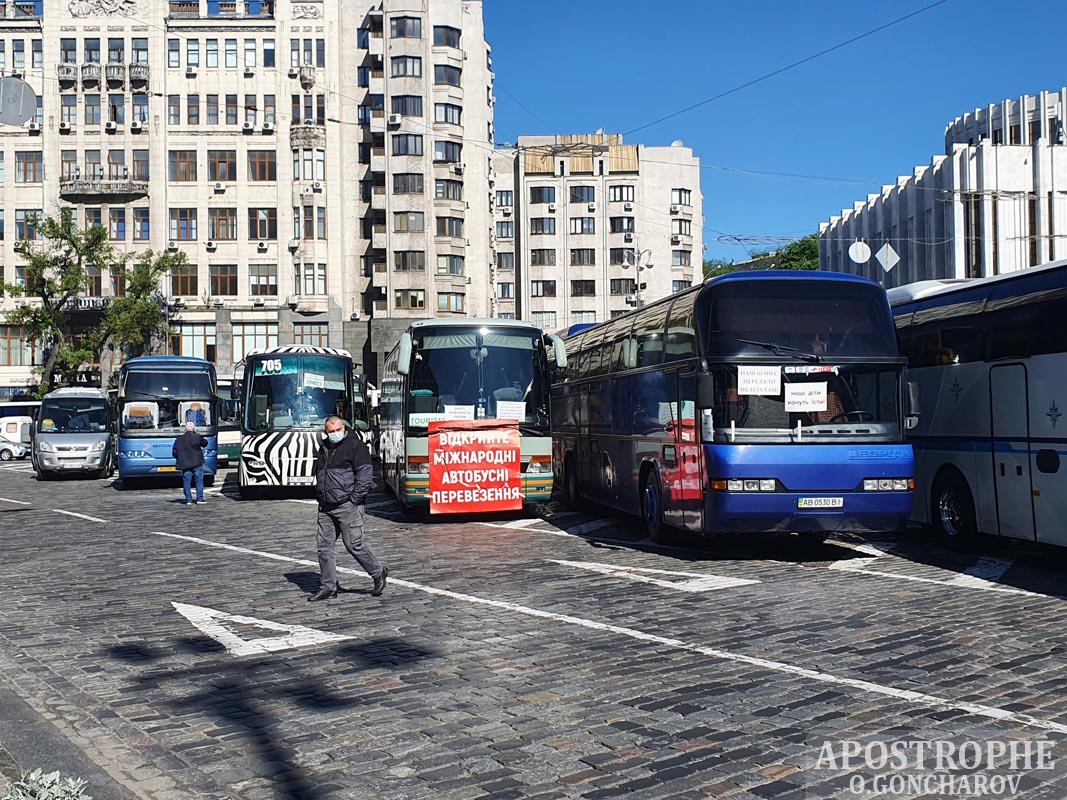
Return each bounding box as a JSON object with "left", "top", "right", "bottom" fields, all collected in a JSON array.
[{"left": 316, "top": 501, "right": 383, "bottom": 591}]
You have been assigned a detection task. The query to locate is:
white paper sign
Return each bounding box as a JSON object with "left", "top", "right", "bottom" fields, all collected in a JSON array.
[
  {"left": 738, "top": 366, "right": 781, "bottom": 396},
  {"left": 409, "top": 412, "right": 448, "bottom": 427},
  {"left": 304, "top": 372, "right": 324, "bottom": 389},
  {"left": 444, "top": 405, "right": 475, "bottom": 420},
  {"left": 784, "top": 382, "right": 827, "bottom": 413},
  {"left": 496, "top": 400, "right": 527, "bottom": 421}
]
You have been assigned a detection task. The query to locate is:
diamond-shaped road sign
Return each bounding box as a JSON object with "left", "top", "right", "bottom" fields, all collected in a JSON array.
[{"left": 875, "top": 242, "right": 900, "bottom": 272}]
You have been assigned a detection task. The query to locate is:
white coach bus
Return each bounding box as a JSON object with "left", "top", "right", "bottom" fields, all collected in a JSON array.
[{"left": 889, "top": 261, "right": 1067, "bottom": 546}]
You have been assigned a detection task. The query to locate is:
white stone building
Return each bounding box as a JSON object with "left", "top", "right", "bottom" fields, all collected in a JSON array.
[
  {"left": 490, "top": 133, "right": 702, "bottom": 331},
  {"left": 0, "top": 0, "right": 494, "bottom": 394},
  {"left": 820, "top": 88, "right": 1067, "bottom": 288}
]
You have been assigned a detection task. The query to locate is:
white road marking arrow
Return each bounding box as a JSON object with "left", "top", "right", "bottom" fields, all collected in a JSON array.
[
  {"left": 171, "top": 602, "right": 353, "bottom": 657},
  {"left": 551, "top": 560, "right": 759, "bottom": 593}
]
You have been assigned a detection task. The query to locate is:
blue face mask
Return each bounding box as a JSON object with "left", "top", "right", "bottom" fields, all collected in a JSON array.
[{"left": 326, "top": 430, "right": 345, "bottom": 444}]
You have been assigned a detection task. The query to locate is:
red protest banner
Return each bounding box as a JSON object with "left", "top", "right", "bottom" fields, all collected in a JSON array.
[{"left": 428, "top": 419, "right": 522, "bottom": 514}]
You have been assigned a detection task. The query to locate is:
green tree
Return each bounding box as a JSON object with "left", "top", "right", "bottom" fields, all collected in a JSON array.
[
  {"left": 1, "top": 209, "right": 121, "bottom": 397},
  {"left": 776, "top": 234, "right": 820, "bottom": 271},
  {"left": 703, "top": 258, "right": 737, "bottom": 279},
  {"left": 97, "top": 250, "right": 187, "bottom": 361}
]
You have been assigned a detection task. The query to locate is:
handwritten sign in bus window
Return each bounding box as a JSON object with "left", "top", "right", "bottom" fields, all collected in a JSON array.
[
  {"left": 495, "top": 400, "right": 527, "bottom": 421},
  {"left": 444, "top": 405, "right": 475, "bottom": 420},
  {"left": 784, "top": 382, "right": 827, "bottom": 413},
  {"left": 738, "top": 366, "right": 781, "bottom": 396},
  {"left": 304, "top": 372, "right": 325, "bottom": 389},
  {"left": 428, "top": 420, "right": 523, "bottom": 514}
]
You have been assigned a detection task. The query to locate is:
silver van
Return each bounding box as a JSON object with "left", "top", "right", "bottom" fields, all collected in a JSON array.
[{"left": 33, "top": 387, "right": 115, "bottom": 478}]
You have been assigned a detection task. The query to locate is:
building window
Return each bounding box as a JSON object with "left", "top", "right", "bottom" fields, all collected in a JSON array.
[
  {"left": 84, "top": 208, "right": 101, "bottom": 230},
  {"left": 394, "top": 251, "right": 425, "bottom": 271},
  {"left": 395, "top": 289, "right": 425, "bottom": 310},
  {"left": 60, "top": 38, "right": 76, "bottom": 64},
  {"left": 295, "top": 262, "right": 327, "bottom": 295},
  {"left": 167, "top": 39, "right": 179, "bottom": 68},
  {"left": 530, "top": 186, "right": 555, "bottom": 204},
  {"left": 15, "top": 209, "right": 40, "bottom": 241},
  {"left": 293, "top": 322, "right": 328, "bottom": 347},
  {"left": 263, "top": 38, "right": 275, "bottom": 67},
  {"left": 170, "top": 264, "right": 198, "bottom": 296},
  {"left": 433, "top": 140, "right": 462, "bottom": 163},
  {"left": 225, "top": 38, "right": 238, "bottom": 69},
  {"left": 184, "top": 94, "right": 196, "bottom": 125},
  {"left": 205, "top": 39, "right": 218, "bottom": 68},
  {"left": 531, "top": 311, "right": 556, "bottom": 330},
  {"left": 672, "top": 250, "right": 691, "bottom": 267},
  {"left": 671, "top": 188, "right": 692, "bottom": 206},
  {"left": 437, "top": 292, "right": 464, "bottom": 313},
  {"left": 609, "top": 185, "right": 635, "bottom": 203},
  {"left": 224, "top": 94, "right": 238, "bottom": 125},
  {"left": 434, "top": 103, "right": 462, "bottom": 125},
  {"left": 437, "top": 254, "right": 464, "bottom": 275},
  {"left": 497, "top": 283, "right": 514, "bottom": 299},
  {"left": 392, "top": 134, "right": 423, "bottom": 156},
  {"left": 571, "top": 279, "right": 596, "bottom": 296},
  {"left": 531, "top": 280, "right": 556, "bottom": 297},
  {"left": 133, "top": 208, "right": 150, "bottom": 241},
  {"left": 610, "top": 216, "right": 635, "bottom": 233},
  {"left": 132, "top": 95, "right": 149, "bottom": 123},
  {"left": 168, "top": 150, "right": 197, "bottom": 181},
  {"left": 496, "top": 220, "right": 514, "bottom": 239},
  {"left": 390, "top": 55, "right": 422, "bottom": 78},
  {"left": 530, "top": 217, "right": 556, "bottom": 235},
  {"left": 496, "top": 190, "right": 514, "bottom": 207},
  {"left": 209, "top": 264, "right": 238, "bottom": 296},
  {"left": 530, "top": 249, "right": 556, "bottom": 266},
  {"left": 247, "top": 150, "right": 276, "bottom": 181},
  {"left": 108, "top": 208, "right": 126, "bottom": 241},
  {"left": 610, "top": 278, "right": 636, "bottom": 296},
  {"left": 433, "top": 26, "right": 460, "bottom": 48},
  {"left": 434, "top": 65, "right": 461, "bottom": 86},
  {"left": 436, "top": 216, "right": 463, "bottom": 238},
  {"left": 572, "top": 311, "right": 596, "bottom": 325},
  {"left": 390, "top": 16, "right": 422, "bottom": 38},
  {"left": 497, "top": 252, "right": 515, "bottom": 271},
  {"left": 84, "top": 94, "right": 102, "bottom": 126},
  {"left": 208, "top": 208, "right": 237, "bottom": 240},
  {"left": 249, "top": 263, "right": 278, "bottom": 296},
  {"left": 435, "top": 179, "right": 463, "bottom": 201},
  {"left": 61, "top": 96, "right": 77, "bottom": 125},
  {"left": 672, "top": 218, "right": 692, "bottom": 236},
  {"left": 392, "top": 95, "right": 423, "bottom": 117},
  {"left": 232, "top": 323, "right": 278, "bottom": 362},
  {"left": 110, "top": 266, "right": 126, "bottom": 298},
  {"left": 610, "top": 248, "right": 631, "bottom": 266},
  {"left": 14, "top": 152, "right": 42, "bottom": 183},
  {"left": 672, "top": 280, "right": 691, "bottom": 293},
  {"left": 570, "top": 249, "right": 596, "bottom": 267},
  {"left": 247, "top": 208, "right": 277, "bottom": 240},
  {"left": 186, "top": 38, "right": 199, "bottom": 68},
  {"left": 570, "top": 185, "right": 595, "bottom": 203},
  {"left": 169, "top": 208, "right": 197, "bottom": 241},
  {"left": 83, "top": 266, "right": 103, "bottom": 297},
  {"left": 393, "top": 211, "right": 425, "bottom": 233},
  {"left": 171, "top": 323, "right": 216, "bottom": 362},
  {"left": 570, "top": 217, "right": 595, "bottom": 235},
  {"left": 393, "top": 173, "right": 424, "bottom": 194},
  {"left": 0, "top": 326, "right": 33, "bottom": 367}
]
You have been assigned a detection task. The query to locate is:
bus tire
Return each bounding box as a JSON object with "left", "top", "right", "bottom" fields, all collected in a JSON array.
[
  {"left": 641, "top": 471, "right": 669, "bottom": 544},
  {"left": 931, "top": 470, "right": 978, "bottom": 547},
  {"left": 562, "top": 455, "right": 580, "bottom": 508}
]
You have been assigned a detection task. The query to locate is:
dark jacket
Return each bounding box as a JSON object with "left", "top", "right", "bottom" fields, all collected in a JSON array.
[
  {"left": 314, "top": 432, "right": 373, "bottom": 509},
  {"left": 172, "top": 431, "right": 208, "bottom": 470}
]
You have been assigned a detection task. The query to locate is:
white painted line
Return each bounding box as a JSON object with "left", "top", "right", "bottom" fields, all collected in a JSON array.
[
  {"left": 171, "top": 602, "right": 352, "bottom": 657},
  {"left": 947, "top": 556, "right": 1014, "bottom": 590},
  {"left": 552, "top": 560, "right": 759, "bottom": 593},
  {"left": 475, "top": 518, "right": 549, "bottom": 530},
  {"left": 147, "top": 528, "right": 1067, "bottom": 735},
  {"left": 0, "top": 497, "right": 30, "bottom": 505},
  {"left": 285, "top": 498, "right": 318, "bottom": 505},
  {"left": 561, "top": 519, "right": 614, "bottom": 536},
  {"left": 52, "top": 509, "right": 108, "bottom": 524}
]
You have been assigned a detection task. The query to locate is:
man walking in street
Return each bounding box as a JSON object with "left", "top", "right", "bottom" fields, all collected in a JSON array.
[
  {"left": 172, "top": 421, "right": 208, "bottom": 505},
  {"left": 309, "top": 416, "right": 388, "bottom": 601}
]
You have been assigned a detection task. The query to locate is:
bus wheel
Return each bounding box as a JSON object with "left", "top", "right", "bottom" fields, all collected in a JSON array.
[
  {"left": 563, "top": 456, "right": 580, "bottom": 508},
  {"left": 641, "top": 471, "right": 669, "bottom": 544},
  {"left": 932, "top": 471, "right": 977, "bottom": 547}
]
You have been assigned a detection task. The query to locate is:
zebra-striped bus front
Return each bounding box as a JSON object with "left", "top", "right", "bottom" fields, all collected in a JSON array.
[{"left": 239, "top": 431, "right": 321, "bottom": 488}]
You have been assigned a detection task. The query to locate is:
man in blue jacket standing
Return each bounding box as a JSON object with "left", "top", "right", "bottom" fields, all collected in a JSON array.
[
  {"left": 172, "top": 421, "right": 208, "bottom": 505},
  {"left": 309, "top": 415, "right": 388, "bottom": 601}
]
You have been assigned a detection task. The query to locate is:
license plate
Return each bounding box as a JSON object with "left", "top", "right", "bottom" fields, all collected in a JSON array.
[
  {"left": 62, "top": 462, "right": 82, "bottom": 469},
  {"left": 287, "top": 476, "right": 315, "bottom": 485},
  {"left": 798, "top": 497, "right": 843, "bottom": 509},
  {"left": 157, "top": 466, "right": 177, "bottom": 473}
]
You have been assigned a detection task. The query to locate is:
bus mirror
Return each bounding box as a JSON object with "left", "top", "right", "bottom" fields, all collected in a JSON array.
[
  {"left": 397, "top": 333, "right": 412, "bottom": 376},
  {"left": 697, "top": 374, "right": 715, "bottom": 408},
  {"left": 352, "top": 419, "right": 370, "bottom": 432},
  {"left": 906, "top": 381, "right": 921, "bottom": 416},
  {"left": 547, "top": 335, "right": 568, "bottom": 369}
]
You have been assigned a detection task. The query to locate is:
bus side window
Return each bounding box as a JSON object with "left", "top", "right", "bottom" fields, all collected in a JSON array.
[
  {"left": 664, "top": 295, "right": 697, "bottom": 363},
  {"left": 633, "top": 305, "right": 669, "bottom": 368}
]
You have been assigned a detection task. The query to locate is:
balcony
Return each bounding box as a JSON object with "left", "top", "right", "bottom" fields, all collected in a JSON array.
[
  {"left": 370, "top": 147, "right": 385, "bottom": 172},
  {"left": 128, "top": 64, "right": 150, "bottom": 85},
  {"left": 289, "top": 120, "right": 325, "bottom": 148},
  {"left": 169, "top": 0, "right": 199, "bottom": 18},
  {"left": 370, "top": 223, "right": 387, "bottom": 250},
  {"left": 59, "top": 178, "right": 149, "bottom": 202},
  {"left": 105, "top": 64, "right": 125, "bottom": 86},
  {"left": 298, "top": 65, "right": 315, "bottom": 90},
  {"left": 81, "top": 64, "right": 100, "bottom": 85},
  {"left": 57, "top": 64, "right": 78, "bottom": 84}
]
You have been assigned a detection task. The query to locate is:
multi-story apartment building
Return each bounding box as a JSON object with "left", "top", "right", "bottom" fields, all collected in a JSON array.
[
  {"left": 820, "top": 88, "right": 1067, "bottom": 287},
  {"left": 0, "top": 0, "right": 493, "bottom": 395},
  {"left": 491, "top": 133, "right": 702, "bottom": 332}
]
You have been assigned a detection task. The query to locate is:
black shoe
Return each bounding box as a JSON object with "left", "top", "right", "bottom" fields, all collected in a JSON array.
[
  {"left": 371, "top": 566, "right": 388, "bottom": 597},
  {"left": 308, "top": 589, "right": 337, "bottom": 602}
]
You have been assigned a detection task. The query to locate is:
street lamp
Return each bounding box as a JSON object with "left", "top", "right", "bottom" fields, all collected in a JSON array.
[{"left": 621, "top": 247, "right": 653, "bottom": 308}]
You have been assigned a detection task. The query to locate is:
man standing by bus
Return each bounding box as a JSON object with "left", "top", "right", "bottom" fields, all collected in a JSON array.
[
  {"left": 309, "top": 416, "right": 388, "bottom": 602},
  {"left": 172, "top": 421, "right": 208, "bottom": 505}
]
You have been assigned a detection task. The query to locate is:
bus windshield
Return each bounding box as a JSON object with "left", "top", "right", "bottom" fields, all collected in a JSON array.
[
  {"left": 38, "top": 398, "right": 109, "bottom": 434},
  {"left": 408, "top": 326, "right": 549, "bottom": 432},
  {"left": 704, "top": 279, "right": 898, "bottom": 359},
  {"left": 245, "top": 355, "right": 350, "bottom": 432},
  {"left": 711, "top": 364, "right": 902, "bottom": 442},
  {"left": 121, "top": 370, "right": 215, "bottom": 435}
]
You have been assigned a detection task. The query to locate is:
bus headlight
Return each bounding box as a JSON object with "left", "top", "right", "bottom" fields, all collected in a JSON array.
[
  {"left": 526, "top": 457, "right": 551, "bottom": 474},
  {"left": 863, "top": 478, "right": 913, "bottom": 491},
  {"left": 717, "top": 479, "right": 777, "bottom": 492}
]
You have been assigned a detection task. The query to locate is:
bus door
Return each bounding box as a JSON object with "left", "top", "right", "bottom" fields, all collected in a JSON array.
[
  {"left": 989, "top": 364, "right": 1036, "bottom": 540},
  {"left": 676, "top": 372, "right": 704, "bottom": 533}
]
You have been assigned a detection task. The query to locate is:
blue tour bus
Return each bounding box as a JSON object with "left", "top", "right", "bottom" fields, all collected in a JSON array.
[
  {"left": 116, "top": 356, "right": 218, "bottom": 485},
  {"left": 550, "top": 271, "right": 918, "bottom": 544}
]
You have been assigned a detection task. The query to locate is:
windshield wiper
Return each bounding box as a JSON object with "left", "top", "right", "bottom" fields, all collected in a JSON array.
[{"left": 736, "top": 338, "right": 821, "bottom": 364}]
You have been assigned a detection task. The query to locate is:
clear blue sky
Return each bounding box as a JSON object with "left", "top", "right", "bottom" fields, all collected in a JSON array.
[{"left": 484, "top": 0, "right": 1067, "bottom": 263}]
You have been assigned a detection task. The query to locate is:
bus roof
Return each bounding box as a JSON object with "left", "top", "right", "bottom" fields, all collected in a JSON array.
[
  {"left": 42, "top": 387, "right": 109, "bottom": 399},
  {"left": 244, "top": 345, "right": 353, "bottom": 358},
  {"left": 887, "top": 259, "right": 1067, "bottom": 309},
  {"left": 121, "top": 356, "right": 213, "bottom": 370},
  {"left": 707, "top": 269, "right": 884, "bottom": 289},
  {"left": 404, "top": 318, "right": 541, "bottom": 331}
]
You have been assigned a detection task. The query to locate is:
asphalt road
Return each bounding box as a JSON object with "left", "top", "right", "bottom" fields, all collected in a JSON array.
[{"left": 0, "top": 461, "right": 1065, "bottom": 799}]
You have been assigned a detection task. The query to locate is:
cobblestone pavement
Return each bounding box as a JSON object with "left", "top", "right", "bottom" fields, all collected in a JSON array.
[{"left": 0, "top": 463, "right": 1066, "bottom": 799}]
